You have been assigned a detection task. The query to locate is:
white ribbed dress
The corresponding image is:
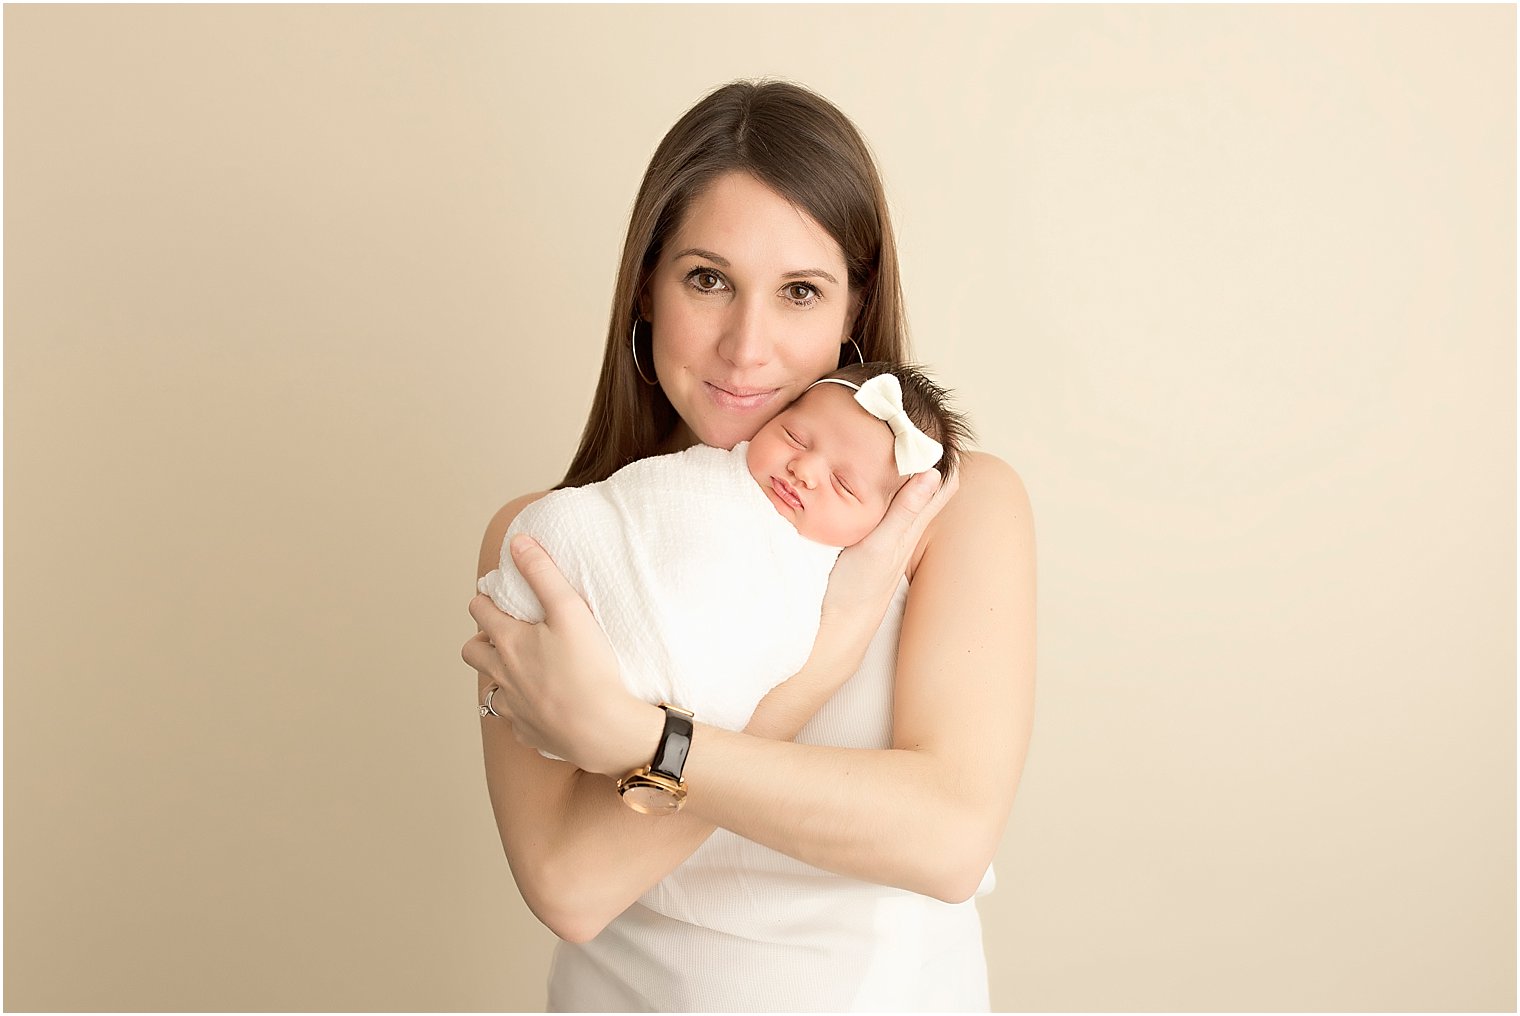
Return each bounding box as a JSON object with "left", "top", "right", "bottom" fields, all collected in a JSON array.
[{"left": 546, "top": 579, "right": 995, "bottom": 1013}]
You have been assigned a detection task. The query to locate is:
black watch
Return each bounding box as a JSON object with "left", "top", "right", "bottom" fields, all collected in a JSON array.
[{"left": 615, "top": 703, "right": 694, "bottom": 815}]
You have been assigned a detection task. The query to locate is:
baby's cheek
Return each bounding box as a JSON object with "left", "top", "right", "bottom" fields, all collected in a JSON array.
[
  {"left": 843, "top": 506, "right": 890, "bottom": 547},
  {"left": 744, "top": 440, "right": 767, "bottom": 486}
]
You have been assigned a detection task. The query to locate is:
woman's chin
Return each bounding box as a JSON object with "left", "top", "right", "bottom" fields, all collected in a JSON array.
[{"left": 696, "top": 419, "right": 766, "bottom": 450}]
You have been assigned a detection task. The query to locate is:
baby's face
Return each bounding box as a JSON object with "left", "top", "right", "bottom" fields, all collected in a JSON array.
[{"left": 746, "top": 385, "right": 905, "bottom": 547}]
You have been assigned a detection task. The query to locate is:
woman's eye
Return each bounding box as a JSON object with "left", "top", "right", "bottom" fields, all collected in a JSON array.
[
  {"left": 785, "top": 283, "right": 820, "bottom": 305},
  {"left": 687, "top": 269, "right": 727, "bottom": 293}
]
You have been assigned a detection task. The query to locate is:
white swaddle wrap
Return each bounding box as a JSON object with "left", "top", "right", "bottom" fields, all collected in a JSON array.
[{"left": 478, "top": 443, "right": 843, "bottom": 750}]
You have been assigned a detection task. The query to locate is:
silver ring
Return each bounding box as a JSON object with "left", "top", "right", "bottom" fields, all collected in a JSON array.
[{"left": 480, "top": 685, "right": 503, "bottom": 718}]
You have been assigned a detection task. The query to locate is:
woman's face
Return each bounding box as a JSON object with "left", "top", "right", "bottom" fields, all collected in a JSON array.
[{"left": 642, "top": 171, "right": 856, "bottom": 452}]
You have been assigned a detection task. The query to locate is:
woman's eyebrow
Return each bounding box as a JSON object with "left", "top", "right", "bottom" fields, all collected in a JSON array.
[
  {"left": 671, "top": 247, "right": 729, "bottom": 266},
  {"left": 670, "top": 247, "right": 839, "bottom": 286},
  {"left": 781, "top": 268, "right": 840, "bottom": 285}
]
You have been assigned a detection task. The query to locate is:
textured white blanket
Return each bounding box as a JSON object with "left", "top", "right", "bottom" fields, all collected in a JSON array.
[{"left": 478, "top": 443, "right": 843, "bottom": 751}]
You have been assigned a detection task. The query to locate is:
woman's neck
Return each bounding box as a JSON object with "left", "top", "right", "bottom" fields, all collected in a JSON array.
[{"left": 656, "top": 422, "right": 700, "bottom": 456}]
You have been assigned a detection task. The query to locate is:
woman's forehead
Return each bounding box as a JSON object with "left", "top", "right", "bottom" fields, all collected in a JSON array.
[{"left": 671, "top": 172, "right": 845, "bottom": 274}]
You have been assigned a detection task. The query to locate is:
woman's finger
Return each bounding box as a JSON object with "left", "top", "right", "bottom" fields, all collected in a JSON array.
[
  {"left": 922, "top": 467, "right": 961, "bottom": 516},
  {"left": 894, "top": 467, "right": 943, "bottom": 517},
  {"left": 906, "top": 469, "right": 961, "bottom": 544},
  {"left": 469, "top": 592, "right": 510, "bottom": 639},
  {"left": 876, "top": 468, "right": 956, "bottom": 544},
  {"left": 507, "top": 536, "right": 583, "bottom": 627},
  {"left": 461, "top": 632, "right": 500, "bottom": 674}
]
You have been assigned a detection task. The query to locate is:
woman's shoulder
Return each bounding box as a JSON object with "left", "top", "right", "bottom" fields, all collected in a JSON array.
[
  {"left": 934, "top": 451, "right": 1032, "bottom": 533},
  {"left": 476, "top": 489, "right": 554, "bottom": 580},
  {"left": 955, "top": 450, "right": 1029, "bottom": 503},
  {"left": 908, "top": 451, "right": 1032, "bottom": 580}
]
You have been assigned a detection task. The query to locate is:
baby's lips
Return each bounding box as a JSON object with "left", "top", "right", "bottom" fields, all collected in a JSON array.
[{"left": 771, "top": 476, "right": 804, "bottom": 510}]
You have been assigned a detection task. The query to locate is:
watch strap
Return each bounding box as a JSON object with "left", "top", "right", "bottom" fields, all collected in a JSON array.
[{"left": 649, "top": 703, "right": 694, "bottom": 782}]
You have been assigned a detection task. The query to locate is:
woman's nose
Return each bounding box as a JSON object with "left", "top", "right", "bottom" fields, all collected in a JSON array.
[{"left": 716, "top": 295, "right": 774, "bottom": 368}]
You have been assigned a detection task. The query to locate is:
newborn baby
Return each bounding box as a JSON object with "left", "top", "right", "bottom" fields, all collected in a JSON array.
[{"left": 478, "top": 362, "right": 968, "bottom": 742}]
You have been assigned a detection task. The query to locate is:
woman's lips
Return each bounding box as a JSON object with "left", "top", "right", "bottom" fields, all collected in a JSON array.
[
  {"left": 705, "top": 382, "right": 779, "bottom": 412},
  {"left": 771, "top": 476, "right": 803, "bottom": 510}
]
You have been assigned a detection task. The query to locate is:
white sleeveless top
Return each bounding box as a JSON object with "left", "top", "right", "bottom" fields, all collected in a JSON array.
[{"left": 547, "top": 579, "right": 995, "bottom": 1012}]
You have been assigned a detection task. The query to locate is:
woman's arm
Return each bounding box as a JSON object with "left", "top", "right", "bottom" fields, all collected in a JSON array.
[
  {"left": 470, "top": 470, "right": 956, "bottom": 942},
  {"left": 473, "top": 493, "right": 726, "bottom": 944}
]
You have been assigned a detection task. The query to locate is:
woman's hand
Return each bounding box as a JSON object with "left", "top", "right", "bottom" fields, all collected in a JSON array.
[
  {"left": 463, "top": 535, "right": 656, "bottom": 777},
  {"left": 810, "top": 467, "right": 961, "bottom": 671}
]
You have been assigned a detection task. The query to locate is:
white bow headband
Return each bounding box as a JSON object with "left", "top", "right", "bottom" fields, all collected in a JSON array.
[{"left": 807, "top": 373, "right": 944, "bottom": 476}]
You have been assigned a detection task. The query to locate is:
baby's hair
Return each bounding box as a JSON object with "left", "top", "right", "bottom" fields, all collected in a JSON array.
[{"left": 815, "top": 361, "right": 974, "bottom": 480}]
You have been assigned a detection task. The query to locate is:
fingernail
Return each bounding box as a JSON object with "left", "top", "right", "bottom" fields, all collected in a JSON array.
[{"left": 510, "top": 535, "right": 531, "bottom": 557}]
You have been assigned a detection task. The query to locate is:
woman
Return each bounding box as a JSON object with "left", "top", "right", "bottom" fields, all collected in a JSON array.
[{"left": 462, "top": 80, "right": 1036, "bottom": 1012}]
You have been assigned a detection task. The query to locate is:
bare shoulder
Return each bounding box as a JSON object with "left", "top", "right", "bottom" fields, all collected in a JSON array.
[
  {"left": 476, "top": 489, "right": 554, "bottom": 581},
  {"left": 951, "top": 450, "right": 1031, "bottom": 517},
  {"left": 908, "top": 451, "right": 1033, "bottom": 579}
]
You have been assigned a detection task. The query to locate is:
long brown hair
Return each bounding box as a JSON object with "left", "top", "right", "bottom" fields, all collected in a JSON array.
[{"left": 557, "top": 80, "right": 911, "bottom": 489}]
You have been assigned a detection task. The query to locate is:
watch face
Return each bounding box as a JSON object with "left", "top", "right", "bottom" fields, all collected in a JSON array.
[{"left": 622, "top": 783, "right": 684, "bottom": 815}]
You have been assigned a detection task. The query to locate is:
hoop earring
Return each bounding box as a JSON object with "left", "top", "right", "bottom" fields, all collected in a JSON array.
[
  {"left": 630, "top": 319, "right": 658, "bottom": 387},
  {"left": 842, "top": 336, "right": 865, "bottom": 367}
]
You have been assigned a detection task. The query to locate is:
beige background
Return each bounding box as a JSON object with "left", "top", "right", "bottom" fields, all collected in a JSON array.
[{"left": 5, "top": 4, "right": 1513, "bottom": 1011}]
